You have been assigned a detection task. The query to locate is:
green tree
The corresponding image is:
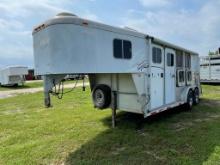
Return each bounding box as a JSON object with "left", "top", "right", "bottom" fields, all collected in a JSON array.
[{"left": 208, "top": 51, "right": 215, "bottom": 56}]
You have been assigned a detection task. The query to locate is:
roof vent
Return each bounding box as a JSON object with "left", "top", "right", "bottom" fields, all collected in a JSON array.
[{"left": 56, "top": 12, "right": 78, "bottom": 17}]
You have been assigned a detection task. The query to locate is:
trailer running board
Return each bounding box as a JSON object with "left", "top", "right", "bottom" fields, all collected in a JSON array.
[{"left": 146, "top": 101, "right": 186, "bottom": 117}]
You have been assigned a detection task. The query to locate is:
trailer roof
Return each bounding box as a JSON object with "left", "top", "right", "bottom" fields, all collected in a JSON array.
[{"left": 33, "top": 12, "right": 198, "bottom": 56}]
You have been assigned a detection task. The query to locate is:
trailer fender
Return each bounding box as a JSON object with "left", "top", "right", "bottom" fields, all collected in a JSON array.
[{"left": 181, "top": 87, "right": 194, "bottom": 103}]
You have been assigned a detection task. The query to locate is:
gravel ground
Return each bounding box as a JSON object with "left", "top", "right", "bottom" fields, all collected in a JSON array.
[{"left": 0, "top": 83, "right": 89, "bottom": 99}]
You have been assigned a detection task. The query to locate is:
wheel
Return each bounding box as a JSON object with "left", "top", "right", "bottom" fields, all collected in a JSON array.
[
  {"left": 193, "top": 88, "right": 200, "bottom": 105},
  {"left": 92, "top": 85, "right": 111, "bottom": 109},
  {"left": 13, "top": 84, "right": 18, "bottom": 87},
  {"left": 186, "top": 90, "right": 194, "bottom": 110}
]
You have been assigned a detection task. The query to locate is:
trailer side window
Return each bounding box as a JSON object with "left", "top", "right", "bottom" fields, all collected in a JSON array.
[
  {"left": 167, "top": 53, "right": 174, "bottom": 66},
  {"left": 113, "top": 39, "right": 132, "bottom": 59},
  {"left": 179, "top": 71, "right": 185, "bottom": 83},
  {"left": 152, "top": 47, "right": 162, "bottom": 64},
  {"left": 176, "top": 51, "right": 183, "bottom": 67},
  {"left": 185, "top": 53, "right": 191, "bottom": 68},
  {"left": 177, "top": 70, "right": 185, "bottom": 87},
  {"left": 187, "top": 71, "right": 192, "bottom": 82},
  {"left": 113, "top": 39, "right": 123, "bottom": 58},
  {"left": 123, "top": 40, "right": 132, "bottom": 59}
]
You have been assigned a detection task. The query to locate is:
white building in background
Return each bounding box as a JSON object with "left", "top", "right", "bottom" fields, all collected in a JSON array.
[
  {"left": 0, "top": 66, "right": 28, "bottom": 86},
  {"left": 200, "top": 51, "right": 220, "bottom": 83}
]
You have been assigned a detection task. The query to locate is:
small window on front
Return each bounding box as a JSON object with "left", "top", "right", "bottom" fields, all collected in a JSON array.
[
  {"left": 113, "top": 39, "right": 132, "bottom": 59},
  {"left": 167, "top": 53, "right": 174, "bottom": 66},
  {"left": 123, "top": 40, "right": 132, "bottom": 59},
  {"left": 152, "top": 47, "right": 162, "bottom": 64},
  {"left": 113, "top": 39, "right": 123, "bottom": 58}
]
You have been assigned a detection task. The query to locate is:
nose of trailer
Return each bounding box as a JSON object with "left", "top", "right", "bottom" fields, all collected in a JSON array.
[{"left": 33, "top": 12, "right": 78, "bottom": 34}]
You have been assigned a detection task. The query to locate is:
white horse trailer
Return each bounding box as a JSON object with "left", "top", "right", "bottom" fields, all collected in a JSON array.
[
  {"left": 33, "top": 13, "right": 200, "bottom": 126},
  {"left": 200, "top": 55, "right": 220, "bottom": 83},
  {"left": 0, "top": 66, "right": 28, "bottom": 86}
]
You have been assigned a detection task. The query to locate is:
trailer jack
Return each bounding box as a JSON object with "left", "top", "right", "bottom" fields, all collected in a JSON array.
[{"left": 111, "top": 91, "right": 117, "bottom": 128}]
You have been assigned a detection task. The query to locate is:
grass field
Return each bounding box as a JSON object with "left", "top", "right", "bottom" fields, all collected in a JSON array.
[{"left": 0, "top": 85, "right": 220, "bottom": 164}]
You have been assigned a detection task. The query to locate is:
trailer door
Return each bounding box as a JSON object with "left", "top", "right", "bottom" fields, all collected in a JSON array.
[
  {"left": 165, "top": 48, "right": 176, "bottom": 104},
  {"left": 150, "top": 45, "right": 164, "bottom": 110}
]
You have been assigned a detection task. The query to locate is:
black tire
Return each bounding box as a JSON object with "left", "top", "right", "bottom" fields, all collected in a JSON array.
[
  {"left": 92, "top": 85, "right": 111, "bottom": 109},
  {"left": 186, "top": 90, "right": 194, "bottom": 110},
  {"left": 13, "top": 84, "right": 18, "bottom": 87},
  {"left": 193, "top": 88, "right": 200, "bottom": 105}
]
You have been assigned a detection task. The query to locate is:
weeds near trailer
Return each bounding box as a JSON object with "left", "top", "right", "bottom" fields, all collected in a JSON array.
[{"left": 0, "top": 85, "right": 220, "bottom": 164}]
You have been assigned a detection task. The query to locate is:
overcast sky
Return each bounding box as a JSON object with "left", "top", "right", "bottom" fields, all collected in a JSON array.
[{"left": 0, "top": 0, "right": 220, "bottom": 68}]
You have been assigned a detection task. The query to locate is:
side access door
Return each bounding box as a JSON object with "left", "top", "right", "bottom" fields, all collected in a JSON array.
[
  {"left": 150, "top": 45, "right": 164, "bottom": 110},
  {"left": 165, "top": 48, "right": 176, "bottom": 104}
]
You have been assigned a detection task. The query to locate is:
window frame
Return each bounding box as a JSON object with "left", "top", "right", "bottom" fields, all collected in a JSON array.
[
  {"left": 185, "top": 53, "right": 191, "bottom": 68},
  {"left": 176, "top": 51, "right": 184, "bottom": 68},
  {"left": 152, "top": 47, "right": 162, "bottom": 64},
  {"left": 177, "top": 69, "right": 186, "bottom": 87},
  {"left": 186, "top": 70, "right": 192, "bottom": 85},
  {"left": 123, "top": 40, "right": 132, "bottom": 59},
  {"left": 113, "top": 39, "right": 123, "bottom": 59},
  {"left": 113, "top": 39, "right": 132, "bottom": 60},
  {"left": 167, "top": 53, "right": 174, "bottom": 67}
]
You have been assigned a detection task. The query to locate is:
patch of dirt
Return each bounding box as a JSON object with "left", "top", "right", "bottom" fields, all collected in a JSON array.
[
  {"left": 111, "top": 147, "right": 126, "bottom": 155},
  {"left": 171, "top": 113, "right": 220, "bottom": 132},
  {"left": 143, "top": 150, "right": 166, "bottom": 162},
  {"left": 170, "top": 99, "right": 220, "bottom": 132},
  {"left": 200, "top": 99, "right": 220, "bottom": 107},
  {"left": 0, "top": 83, "right": 89, "bottom": 99},
  {"left": 171, "top": 122, "right": 194, "bottom": 132},
  {"left": 1, "top": 108, "right": 22, "bottom": 115}
]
